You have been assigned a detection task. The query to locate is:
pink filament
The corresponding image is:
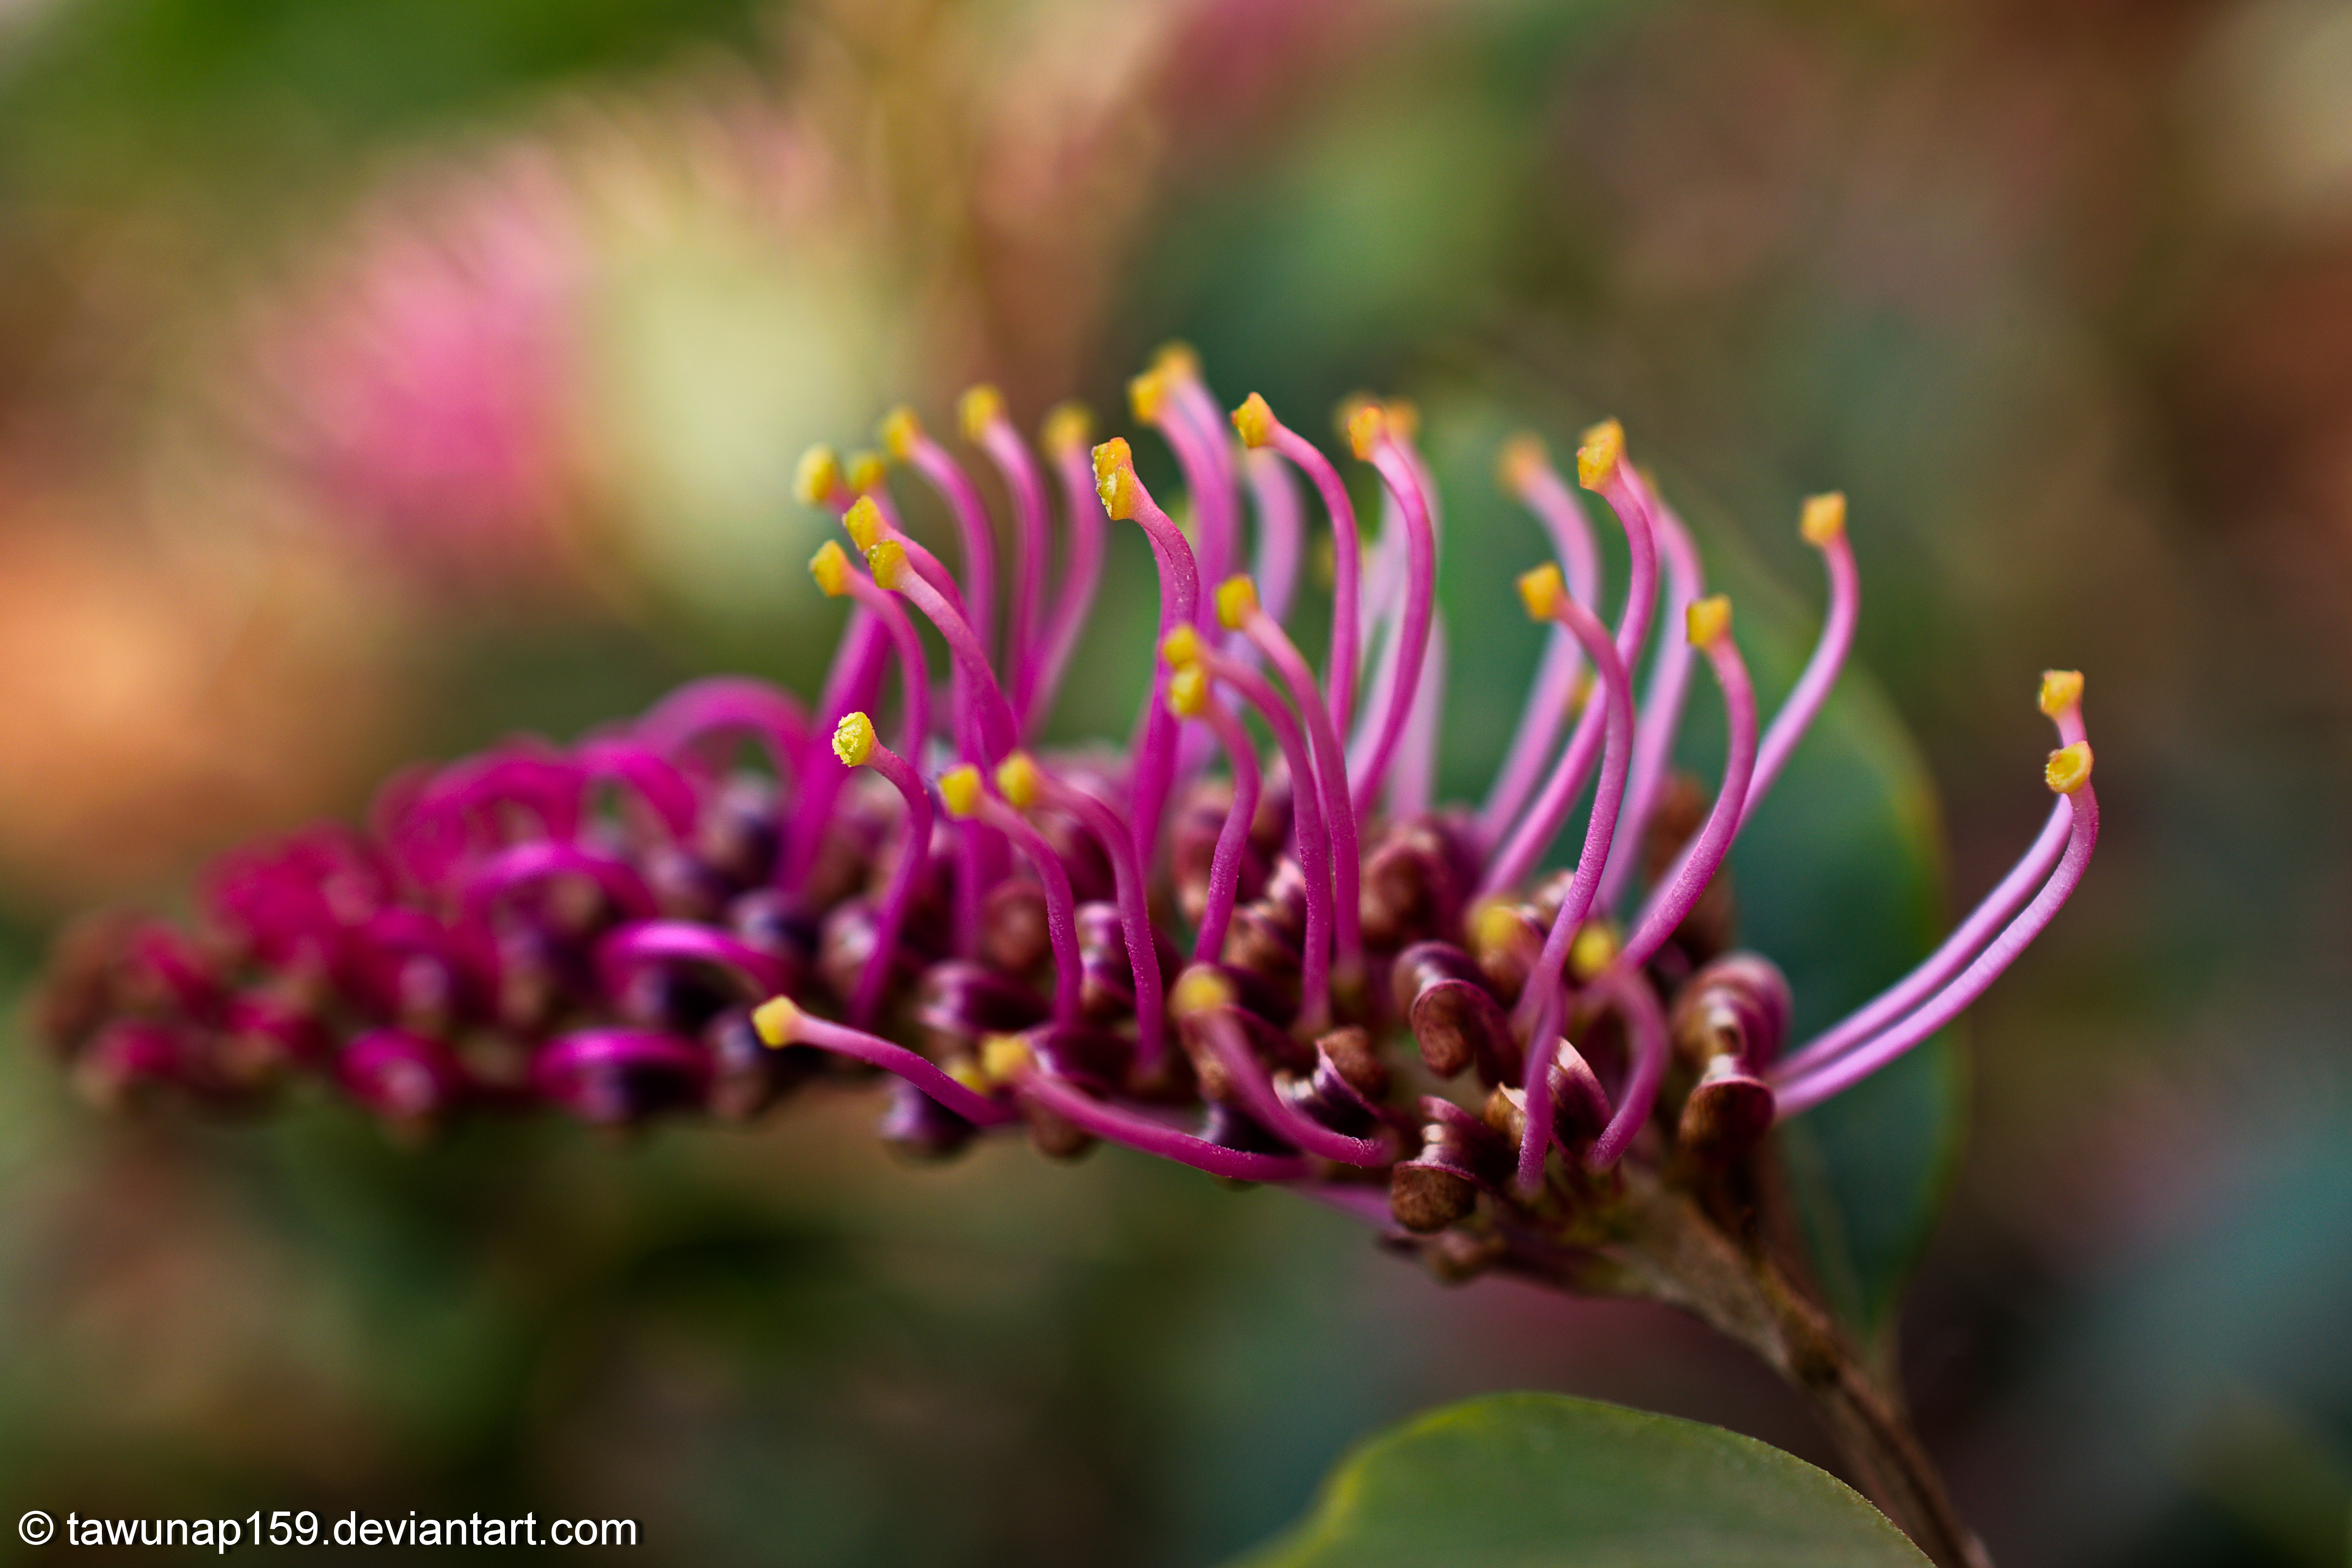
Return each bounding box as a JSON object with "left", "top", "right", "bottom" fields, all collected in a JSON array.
[
  {"left": 836, "top": 570, "right": 933, "bottom": 763},
  {"left": 1195, "top": 1009, "right": 1385, "bottom": 1165},
  {"left": 903, "top": 431, "right": 998, "bottom": 660},
  {"left": 1119, "top": 471, "right": 1203, "bottom": 876},
  {"left": 1186, "top": 690, "right": 1262, "bottom": 965},
  {"left": 1238, "top": 606, "right": 1364, "bottom": 996},
  {"left": 891, "top": 566, "right": 1019, "bottom": 764},
  {"left": 1036, "top": 765, "right": 1167, "bottom": 1076},
  {"left": 1587, "top": 969, "right": 1670, "bottom": 1169},
  {"left": 1352, "top": 438, "right": 1437, "bottom": 815},
  {"left": 1742, "top": 526, "right": 1859, "bottom": 828},
  {"left": 1266, "top": 420, "right": 1361, "bottom": 734},
  {"left": 635, "top": 676, "right": 807, "bottom": 782},
  {"left": 1033, "top": 441, "right": 1106, "bottom": 734},
  {"left": 1615, "top": 625, "right": 1760, "bottom": 975},
  {"left": 597, "top": 921, "right": 791, "bottom": 1004},
  {"left": 847, "top": 739, "right": 936, "bottom": 1029},
  {"left": 1772, "top": 784, "right": 2098, "bottom": 1116},
  {"left": 1012, "top": 1062, "right": 1312, "bottom": 1183},
  {"left": 972, "top": 792, "right": 1083, "bottom": 1029},
  {"left": 1389, "top": 610, "right": 1446, "bottom": 819},
  {"left": 1597, "top": 484, "right": 1704, "bottom": 910},
  {"left": 977, "top": 418, "right": 1053, "bottom": 724},
  {"left": 783, "top": 609, "right": 887, "bottom": 889},
  {"left": 1481, "top": 463, "right": 1602, "bottom": 841},
  {"left": 782, "top": 1009, "right": 1015, "bottom": 1128},
  {"left": 1244, "top": 448, "right": 1303, "bottom": 628}
]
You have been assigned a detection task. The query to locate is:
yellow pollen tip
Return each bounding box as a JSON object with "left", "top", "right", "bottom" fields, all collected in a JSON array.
[
  {"left": 1091, "top": 435, "right": 1131, "bottom": 485},
  {"left": 995, "top": 752, "right": 1042, "bottom": 810},
  {"left": 865, "top": 538, "right": 909, "bottom": 592},
  {"left": 958, "top": 384, "right": 1005, "bottom": 442},
  {"left": 2045, "top": 742, "right": 2094, "bottom": 795},
  {"left": 1385, "top": 398, "right": 1420, "bottom": 445},
  {"left": 831, "top": 711, "right": 877, "bottom": 769},
  {"left": 1042, "top": 401, "right": 1092, "bottom": 454},
  {"left": 1517, "top": 563, "right": 1565, "bottom": 623},
  {"left": 1346, "top": 403, "right": 1387, "bottom": 462},
  {"left": 1170, "top": 965, "right": 1236, "bottom": 1019},
  {"left": 1128, "top": 367, "right": 1170, "bottom": 424},
  {"left": 1568, "top": 921, "right": 1619, "bottom": 981},
  {"left": 1468, "top": 899, "right": 1525, "bottom": 962},
  {"left": 811, "top": 539, "right": 855, "bottom": 599},
  {"left": 980, "top": 1032, "right": 1033, "bottom": 1085},
  {"left": 846, "top": 450, "right": 887, "bottom": 494},
  {"left": 1152, "top": 340, "right": 1201, "bottom": 381},
  {"left": 793, "top": 445, "right": 840, "bottom": 506},
  {"left": 2038, "top": 669, "right": 2085, "bottom": 717},
  {"left": 1577, "top": 419, "right": 1625, "bottom": 490},
  {"left": 879, "top": 405, "right": 922, "bottom": 462},
  {"left": 1686, "top": 594, "right": 1732, "bottom": 648},
  {"left": 1167, "top": 664, "right": 1209, "bottom": 718},
  {"left": 1232, "top": 392, "right": 1275, "bottom": 450},
  {"left": 1214, "top": 574, "right": 1259, "bottom": 630},
  {"left": 947, "top": 1059, "right": 992, "bottom": 1095},
  {"left": 1498, "top": 433, "right": 1548, "bottom": 495},
  {"left": 1800, "top": 491, "right": 1847, "bottom": 546},
  {"left": 1161, "top": 623, "right": 1204, "bottom": 670},
  {"left": 751, "top": 995, "right": 801, "bottom": 1048},
  {"left": 1096, "top": 461, "right": 1138, "bottom": 521},
  {"left": 842, "top": 494, "right": 885, "bottom": 552},
  {"left": 939, "top": 764, "right": 984, "bottom": 820}
]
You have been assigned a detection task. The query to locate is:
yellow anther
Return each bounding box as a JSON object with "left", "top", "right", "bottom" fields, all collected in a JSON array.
[
  {"left": 1091, "top": 435, "right": 1132, "bottom": 486},
  {"left": 1232, "top": 392, "right": 1276, "bottom": 450},
  {"left": 831, "top": 710, "right": 877, "bottom": 768},
  {"left": 1334, "top": 392, "right": 1374, "bottom": 442},
  {"left": 1346, "top": 402, "right": 1387, "bottom": 462},
  {"left": 1468, "top": 899, "right": 1527, "bottom": 963},
  {"left": 846, "top": 450, "right": 887, "bottom": 494},
  {"left": 1128, "top": 366, "right": 1170, "bottom": 424},
  {"left": 2045, "top": 742, "right": 2094, "bottom": 795},
  {"left": 1042, "top": 401, "right": 1092, "bottom": 454},
  {"left": 1214, "top": 574, "right": 1260, "bottom": 631},
  {"left": 2038, "top": 669, "right": 2085, "bottom": 718},
  {"left": 1498, "top": 433, "right": 1548, "bottom": 496},
  {"left": 1167, "top": 664, "right": 1210, "bottom": 718},
  {"left": 1170, "top": 965, "right": 1236, "bottom": 1019},
  {"left": 1800, "top": 492, "right": 1847, "bottom": 546},
  {"left": 1686, "top": 594, "right": 1733, "bottom": 648},
  {"left": 865, "top": 538, "right": 909, "bottom": 591},
  {"left": 1568, "top": 921, "right": 1619, "bottom": 981},
  {"left": 958, "top": 384, "right": 1005, "bottom": 443},
  {"left": 1517, "top": 563, "right": 1565, "bottom": 623},
  {"left": 1577, "top": 419, "right": 1625, "bottom": 490},
  {"left": 938, "top": 764, "right": 984, "bottom": 820},
  {"left": 751, "top": 995, "right": 801, "bottom": 1048},
  {"left": 980, "top": 1031, "right": 1033, "bottom": 1085},
  {"left": 1153, "top": 340, "right": 1201, "bottom": 381},
  {"left": 1092, "top": 437, "right": 1137, "bottom": 521},
  {"left": 879, "top": 405, "right": 922, "bottom": 462},
  {"left": 843, "top": 494, "right": 886, "bottom": 552},
  {"left": 1161, "top": 623, "right": 1204, "bottom": 669},
  {"left": 809, "top": 539, "right": 853, "bottom": 598},
  {"left": 947, "top": 1059, "right": 992, "bottom": 1095},
  {"left": 995, "top": 751, "right": 1042, "bottom": 810},
  {"left": 793, "top": 445, "right": 841, "bottom": 506},
  {"left": 1385, "top": 398, "right": 1420, "bottom": 445}
]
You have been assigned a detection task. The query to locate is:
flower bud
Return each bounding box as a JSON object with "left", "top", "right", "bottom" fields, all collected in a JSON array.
[{"left": 1394, "top": 942, "right": 1517, "bottom": 1084}]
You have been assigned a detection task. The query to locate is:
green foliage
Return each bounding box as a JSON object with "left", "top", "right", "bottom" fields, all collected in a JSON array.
[{"left": 1235, "top": 1392, "right": 1929, "bottom": 1568}]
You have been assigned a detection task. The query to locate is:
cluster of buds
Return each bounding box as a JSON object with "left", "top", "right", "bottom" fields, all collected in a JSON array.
[{"left": 36, "top": 349, "right": 2097, "bottom": 1269}]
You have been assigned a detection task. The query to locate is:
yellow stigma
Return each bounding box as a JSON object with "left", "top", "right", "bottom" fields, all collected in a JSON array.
[
  {"left": 2045, "top": 741, "right": 2094, "bottom": 795},
  {"left": 865, "top": 538, "right": 909, "bottom": 591},
  {"left": 2039, "top": 669, "right": 2085, "bottom": 717},
  {"left": 793, "top": 445, "right": 841, "bottom": 506},
  {"left": 809, "top": 540, "right": 853, "bottom": 598},
  {"left": 1161, "top": 623, "right": 1204, "bottom": 669},
  {"left": 1498, "top": 433, "right": 1548, "bottom": 496},
  {"left": 980, "top": 1031, "right": 1033, "bottom": 1085},
  {"left": 1577, "top": 419, "right": 1625, "bottom": 490},
  {"left": 879, "top": 405, "right": 922, "bottom": 462},
  {"left": 1232, "top": 392, "right": 1275, "bottom": 450},
  {"left": 1170, "top": 965, "right": 1235, "bottom": 1019},
  {"left": 1152, "top": 340, "right": 1201, "bottom": 381},
  {"left": 1568, "top": 921, "right": 1620, "bottom": 981},
  {"left": 1346, "top": 402, "right": 1387, "bottom": 462},
  {"left": 1092, "top": 437, "right": 1137, "bottom": 521},
  {"left": 1517, "top": 563, "right": 1565, "bottom": 623},
  {"left": 831, "top": 710, "right": 877, "bottom": 768},
  {"left": 1042, "top": 401, "right": 1092, "bottom": 454},
  {"left": 1167, "top": 664, "right": 1209, "bottom": 717},
  {"left": 843, "top": 494, "right": 886, "bottom": 552},
  {"left": 958, "top": 384, "right": 1005, "bottom": 443},
  {"left": 1128, "top": 366, "right": 1170, "bottom": 424},
  {"left": 1385, "top": 398, "right": 1420, "bottom": 445},
  {"left": 1799, "top": 491, "right": 1847, "bottom": 546},
  {"left": 995, "top": 751, "right": 1042, "bottom": 810},
  {"left": 846, "top": 449, "right": 887, "bottom": 494},
  {"left": 751, "top": 995, "right": 801, "bottom": 1048},
  {"left": 1468, "top": 899, "right": 1526, "bottom": 963},
  {"left": 1686, "top": 594, "right": 1733, "bottom": 648},
  {"left": 1214, "top": 574, "right": 1260, "bottom": 630},
  {"left": 947, "top": 1059, "right": 992, "bottom": 1096},
  {"left": 939, "top": 764, "right": 984, "bottom": 820}
]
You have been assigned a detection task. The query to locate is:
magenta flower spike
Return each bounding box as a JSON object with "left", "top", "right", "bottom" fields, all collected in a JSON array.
[
  {"left": 1483, "top": 422, "right": 1661, "bottom": 897},
  {"left": 960, "top": 385, "right": 1053, "bottom": 724},
  {"left": 1214, "top": 573, "right": 1366, "bottom": 1004},
  {"left": 1345, "top": 404, "right": 1439, "bottom": 817},
  {"left": 1029, "top": 405, "right": 1108, "bottom": 733},
  {"left": 1481, "top": 436, "right": 1603, "bottom": 843},
  {"left": 1233, "top": 394, "right": 1364, "bottom": 736},
  {"left": 1164, "top": 665, "right": 1261, "bottom": 966}
]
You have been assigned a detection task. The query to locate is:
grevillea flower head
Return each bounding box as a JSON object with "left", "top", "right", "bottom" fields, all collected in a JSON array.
[{"left": 37, "top": 350, "right": 2099, "bottom": 1270}]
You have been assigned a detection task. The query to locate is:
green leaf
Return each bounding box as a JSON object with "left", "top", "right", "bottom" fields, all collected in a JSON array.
[{"left": 1231, "top": 1392, "right": 1931, "bottom": 1568}]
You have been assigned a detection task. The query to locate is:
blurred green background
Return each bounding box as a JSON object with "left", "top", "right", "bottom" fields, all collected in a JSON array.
[{"left": 1, "top": 0, "right": 2349, "bottom": 1563}]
